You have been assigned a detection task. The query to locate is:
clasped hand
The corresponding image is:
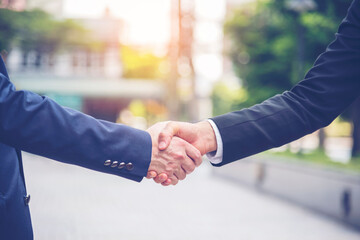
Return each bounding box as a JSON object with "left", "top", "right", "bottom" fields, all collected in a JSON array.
[{"left": 146, "top": 121, "right": 217, "bottom": 186}]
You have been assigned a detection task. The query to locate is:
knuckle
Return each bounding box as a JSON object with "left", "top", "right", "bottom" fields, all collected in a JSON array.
[
  {"left": 177, "top": 153, "right": 186, "bottom": 161},
  {"left": 165, "top": 169, "right": 174, "bottom": 178},
  {"left": 165, "top": 166, "right": 173, "bottom": 173},
  {"left": 173, "top": 153, "right": 183, "bottom": 160}
]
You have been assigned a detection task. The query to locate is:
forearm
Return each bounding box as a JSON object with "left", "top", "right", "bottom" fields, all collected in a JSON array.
[
  {"left": 0, "top": 73, "right": 151, "bottom": 181},
  {"left": 212, "top": 0, "right": 360, "bottom": 165}
]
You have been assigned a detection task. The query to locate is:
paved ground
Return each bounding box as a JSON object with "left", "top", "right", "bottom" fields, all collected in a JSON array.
[{"left": 22, "top": 153, "right": 360, "bottom": 240}]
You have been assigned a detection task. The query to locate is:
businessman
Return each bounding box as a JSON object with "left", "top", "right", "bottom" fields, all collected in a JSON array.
[
  {"left": 149, "top": 0, "right": 360, "bottom": 185},
  {"left": 0, "top": 55, "right": 201, "bottom": 239}
]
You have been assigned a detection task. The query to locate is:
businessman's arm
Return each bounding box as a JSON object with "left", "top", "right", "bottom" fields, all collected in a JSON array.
[
  {"left": 0, "top": 60, "right": 201, "bottom": 183},
  {"left": 155, "top": 0, "right": 360, "bottom": 168}
]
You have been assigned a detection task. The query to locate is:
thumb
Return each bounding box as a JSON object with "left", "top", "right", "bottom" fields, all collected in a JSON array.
[{"left": 158, "top": 122, "right": 180, "bottom": 150}]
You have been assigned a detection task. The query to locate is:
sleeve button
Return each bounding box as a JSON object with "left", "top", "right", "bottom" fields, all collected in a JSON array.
[
  {"left": 111, "top": 161, "right": 119, "bottom": 168},
  {"left": 104, "top": 160, "right": 112, "bottom": 166},
  {"left": 118, "top": 162, "right": 126, "bottom": 169},
  {"left": 24, "top": 195, "right": 31, "bottom": 206},
  {"left": 126, "top": 163, "right": 134, "bottom": 171}
]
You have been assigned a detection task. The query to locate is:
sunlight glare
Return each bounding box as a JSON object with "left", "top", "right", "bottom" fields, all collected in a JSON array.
[{"left": 64, "top": 0, "right": 171, "bottom": 45}]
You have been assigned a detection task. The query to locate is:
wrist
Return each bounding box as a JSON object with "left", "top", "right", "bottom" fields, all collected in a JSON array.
[{"left": 196, "top": 121, "right": 217, "bottom": 154}]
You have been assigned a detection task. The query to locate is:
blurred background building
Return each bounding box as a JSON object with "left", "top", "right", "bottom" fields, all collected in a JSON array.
[
  {"left": 1, "top": 0, "right": 165, "bottom": 122},
  {"left": 7, "top": 8, "right": 123, "bottom": 79}
]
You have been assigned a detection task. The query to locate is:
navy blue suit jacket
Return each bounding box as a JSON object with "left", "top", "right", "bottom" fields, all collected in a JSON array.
[
  {"left": 211, "top": 0, "right": 360, "bottom": 166},
  {"left": 0, "top": 57, "right": 152, "bottom": 239}
]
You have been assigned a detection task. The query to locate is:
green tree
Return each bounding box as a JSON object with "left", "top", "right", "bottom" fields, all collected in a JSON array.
[
  {"left": 225, "top": 0, "right": 360, "bottom": 157},
  {"left": 0, "top": 8, "right": 96, "bottom": 65},
  {"left": 0, "top": 9, "right": 22, "bottom": 59},
  {"left": 17, "top": 9, "right": 93, "bottom": 67},
  {"left": 212, "top": 81, "right": 248, "bottom": 116}
]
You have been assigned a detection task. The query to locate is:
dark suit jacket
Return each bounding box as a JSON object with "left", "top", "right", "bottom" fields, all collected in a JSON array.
[
  {"left": 211, "top": 0, "right": 360, "bottom": 166},
  {"left": 0, "top": 57, "right": 152, "bottom": 239}
]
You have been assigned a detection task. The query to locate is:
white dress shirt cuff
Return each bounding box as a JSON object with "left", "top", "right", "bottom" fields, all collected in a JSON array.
[{"left": 206, "top": 119, "right": 224, "bottom": 164}]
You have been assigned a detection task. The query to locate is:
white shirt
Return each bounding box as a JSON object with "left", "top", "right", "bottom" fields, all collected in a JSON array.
[{"left": 206, "top": 119, "right": 224, "bottom": 164}]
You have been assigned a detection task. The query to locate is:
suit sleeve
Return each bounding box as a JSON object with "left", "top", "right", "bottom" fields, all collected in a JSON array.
[
  {"left": 0, "top": 69, "right": 152, "bottom": 182},
  {"left": 211, "top": 0, "right": 360, "bottom": 166}
]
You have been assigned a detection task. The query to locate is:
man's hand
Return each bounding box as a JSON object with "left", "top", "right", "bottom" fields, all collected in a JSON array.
[
  {"left": 147, "top": 121, "right": 217, "bottom": 186},
  {"left": 146, "top": 122, "right": 202, "bottom": 186},
  {"left": 158, "top": 121, "right": 217, "bottom": 155}
]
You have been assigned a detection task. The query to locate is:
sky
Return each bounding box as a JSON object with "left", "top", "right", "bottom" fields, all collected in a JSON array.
[{"left": 63, "top": 0, "right": 172, "bottom": 45}]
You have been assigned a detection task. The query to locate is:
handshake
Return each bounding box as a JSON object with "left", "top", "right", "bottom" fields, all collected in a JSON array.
[{"left": 145, "top": 120, "right": 217, "bottom": 186}]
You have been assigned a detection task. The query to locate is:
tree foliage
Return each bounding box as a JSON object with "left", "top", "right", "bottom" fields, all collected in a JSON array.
[
  {"left": 0, "top": 8, "right": 95, "bottom": 59},
  {"left": 224, "top": 0, "right": 360, "bottom": 158},
  {"left": 0, "top": 8, "right": 21, "bottom": 54},
  {"left": 224, "top": 0, "right": 352, "bottom": 107}
]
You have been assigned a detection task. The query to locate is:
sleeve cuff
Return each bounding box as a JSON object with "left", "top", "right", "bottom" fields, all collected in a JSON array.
[{"left": 206, "top": 119, "right": 224, "bottom": 165}]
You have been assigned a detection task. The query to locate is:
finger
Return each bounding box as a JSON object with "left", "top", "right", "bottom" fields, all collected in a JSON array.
[
  {"left": 157, "top": 173, "right": 169, "bottom": 183},
  {"left": 181, "top": 156, "right": 197, "bottom": 174},
  {"left": 161, "top": 179, "right": 172, "bottom": 186},
  {"left": 170, "top": 176, "right": 179, "bottom": 185},
  {"left": 158, "top": 122, "right": 179, "bottom": 150},
  {"left": 174, "top": 168, "right": 186, "bottom": 181},
  {"left": 154, "top": 173, "right": 169, "bottom": 184},
  {"left": 146, "top": 171, "right": 157, "bottom": 179},
  {"left": 185, "top": 142, "right": 202, "bottom": 167}
]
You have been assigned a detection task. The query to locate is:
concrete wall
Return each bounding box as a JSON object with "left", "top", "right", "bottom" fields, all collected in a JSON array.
[{"left": 212, "top": 156, "right": 360, "bottom": 229}]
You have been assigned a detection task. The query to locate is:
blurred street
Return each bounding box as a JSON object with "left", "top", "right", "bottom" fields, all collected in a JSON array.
[{"left": 23, "top": 153, "right": 360, "bottom": 240}]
